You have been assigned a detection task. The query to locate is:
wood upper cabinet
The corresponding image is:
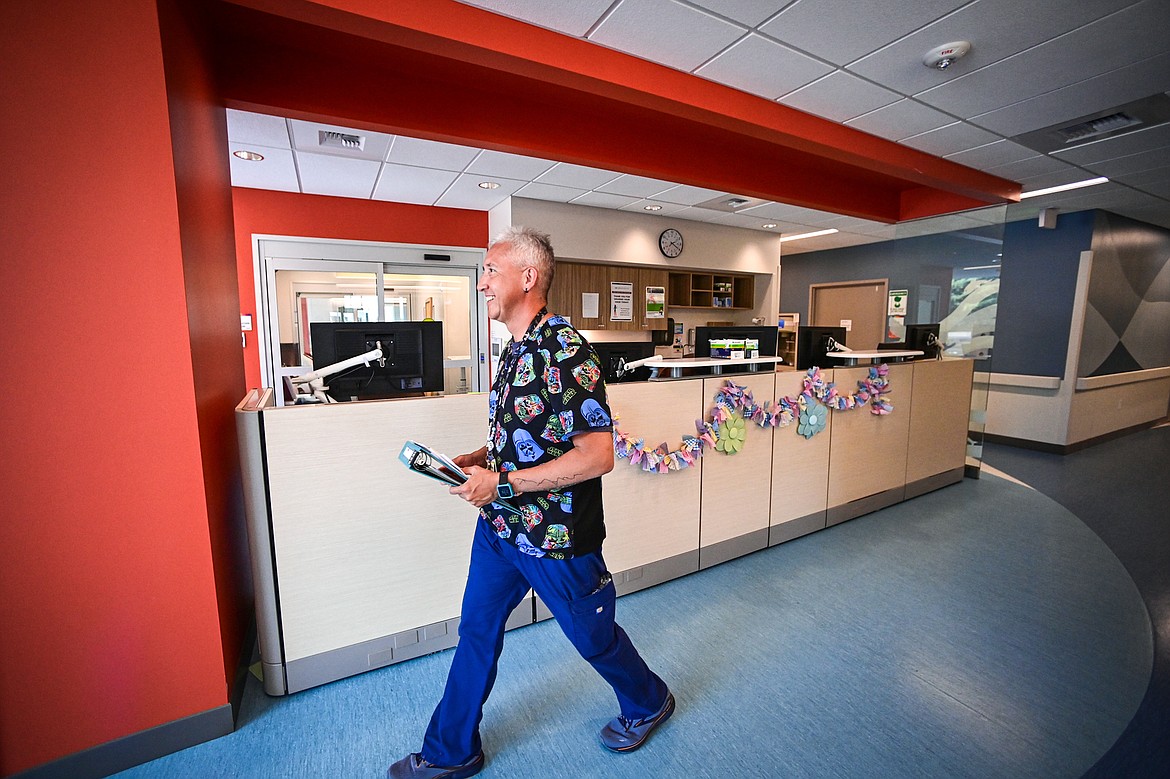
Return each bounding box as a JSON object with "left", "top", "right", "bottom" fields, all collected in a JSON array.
[
  {"left": 550, "top": 262, "right": 669, "bottom": 331},
  {"left": 667, "top": 271, "right": 754, "bottom": 310}
]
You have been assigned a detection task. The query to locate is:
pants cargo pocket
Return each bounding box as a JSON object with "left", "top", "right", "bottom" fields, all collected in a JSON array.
[{"left": 567, "top": 576, "right": 617, "bottom": 659}]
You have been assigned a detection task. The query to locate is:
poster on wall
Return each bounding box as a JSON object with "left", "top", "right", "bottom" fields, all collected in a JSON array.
[
  {"left": 888, "top": 289, "right": 908, "bottom": 316},
  {"left": 645, "top": 286, "right": 665, "bottom": 319},
  {"left": 611, "top": 281, "right": 633, "bottom": 321}
]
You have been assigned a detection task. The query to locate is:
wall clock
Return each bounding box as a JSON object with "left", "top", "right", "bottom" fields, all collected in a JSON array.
[{"left": 659, "top": 228, "right": 684, "bottom": 258}]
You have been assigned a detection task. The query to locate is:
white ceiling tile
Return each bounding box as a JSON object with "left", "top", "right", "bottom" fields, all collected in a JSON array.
[
  {"left": 689, "top": 0, "right": 793, "bottom": 27},
  {"left": 535, "top": 162, "right": 622, "bottom": 189},
  {"left": 226, "top": 110, "right": 291, "bottom": 148},
  {"left": 1115, "top": 166, "right": 1170, "bottom": 188},
  {"left": 970, "top": 53, "right": 1170, "bottom": 138},
  {"left": 985, "top": 154, "right": 1080, "bottom": 180},
  {"left": 589, "top": 0, "right": 746, "bottom": 72},
  {"left": 707, "top": 211, "right": 788, "bottom": 230},
  {"left": 465, "top": 150, "right": 557, "bottom": 180},
  {"left": 916, "top": 2, "right": 1168, "bottom": 119},
  {"left": 899, "top": 121, "right": 1002, "bottom": 156},
  {"left": 512, "top": 182, "right": 590, "bottom": 202},
  {"left": 296, "top": 153, "right": 381, "bottom": 198},
  {"left": 569, "top": 191, "right": 643, "bottom": 208},
  {"left": 619, "top": 199, "right": 691, "bottom": 215},
  {"left": 372, "top": 164, "right": 460, "bottom": 205},
  {"left": 759, "top": 0, "right": 968, "bottom": 65},
  {"left": 944, "top": 139, "right": 1040, "bottom": 170},
  {"left": 894, "top": 214, "right": 987, "bottom": 238},
  {"left": 1080, "top": 147, "right": 1170, "bottom": 179},
  {"left": 434, "top": 174, "right": 527, "bottom": 209},
  {"left": 740, "top": 201, "right": 839, "bottom": 223},
  {"left": 696, "top": 33, "right": 831, "bottom": 99},
  {"left": 848, "top": 0, "right": 1136, "bottom": 98},
  {"left": 650, "top": 184, "right": 730, "bottom": 206},
  {"left": 228, "top": 144, "right": 299, "bottom": 192},
  {"left": 456, "top": 0, "right": 615, "bottom": 36},
  {"left": 779, "top": 71, "right": 902, "bottom": 123},
  {"left": 669, "top": 206, "right": 731, "bottom": 222},
  {"left": 386, "top": 136, "right": 481, "bottom": 171},
  {"left": 845, "top": 99, "right": 955, "bottom": 140},
  {"left": 594, "top": 173, "right": 679, "bottom": 198},
  {"left": 288, "top": 119, "right": 392, "bottom": 161},
  {"left": 817, "top": 214, "right": 892, "bottom": 233}
]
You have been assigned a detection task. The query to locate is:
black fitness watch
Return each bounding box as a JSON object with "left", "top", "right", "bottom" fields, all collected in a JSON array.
[{"left": 496, "top": 470, "right": 515, "bottom": 500}]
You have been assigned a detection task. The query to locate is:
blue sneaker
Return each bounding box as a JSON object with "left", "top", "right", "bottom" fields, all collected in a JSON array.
[
  {"left": 599, "top": 692, "right": 675, "bottom": 752},
  {"left": 387, "top": 751, "right": 484, "bottom": 779}
]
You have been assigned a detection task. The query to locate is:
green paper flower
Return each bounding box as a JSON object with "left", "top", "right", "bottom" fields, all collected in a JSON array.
[
  {"left": 798, "top": 401, "right": 828, "bottom": 439},
  {"left": 715, "top": 412, "right": 746, "bottom": 455}
]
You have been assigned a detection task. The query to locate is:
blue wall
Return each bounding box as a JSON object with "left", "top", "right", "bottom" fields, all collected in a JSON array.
[
  {"left": 991, "top": 211, "right": 1095, "bottom": 376},
  {"left": 779, "top": 211, "right": 1097, "bottom": 377}
]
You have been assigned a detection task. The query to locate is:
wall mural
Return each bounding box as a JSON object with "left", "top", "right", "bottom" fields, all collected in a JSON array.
[
  {"left": 939, "top": 276, "right": 998, "bottom": 360},
  {"left": 1079, "top": 212, "right": 1170, "bottom": 377}
]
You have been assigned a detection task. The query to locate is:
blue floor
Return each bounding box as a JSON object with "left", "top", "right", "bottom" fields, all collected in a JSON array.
[
  {"left": 984, "top": 422, "right": 1170, "bottom": 778},
  {"left": 113, "top": 463, "right": 1156, "bottom": 779}
]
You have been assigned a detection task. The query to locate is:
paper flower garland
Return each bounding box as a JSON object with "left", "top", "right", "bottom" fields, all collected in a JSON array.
[{"left": 612, "top": 366, "right": 893, "bottom": 473}]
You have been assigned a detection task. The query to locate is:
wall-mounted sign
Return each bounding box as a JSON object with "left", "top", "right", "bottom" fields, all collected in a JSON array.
[
  {"left": 611, "top": 281, "right": 633, "bottom": 321},
  {"left": 582, "top": 292, "right": 600, "bottom": 319},
  {"left": 888, "top": 289, "right": 908, "bottom": 316},
  {"left": 645, "top": 286, "right": 665, "bottom": 318}
]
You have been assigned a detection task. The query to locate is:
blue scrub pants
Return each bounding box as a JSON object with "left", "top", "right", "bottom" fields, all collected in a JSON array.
[{"left": 421, "top": 517, "right": 668, "bottom": 766}]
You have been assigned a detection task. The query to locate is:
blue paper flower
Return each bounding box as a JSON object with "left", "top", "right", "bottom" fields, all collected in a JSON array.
[{"left": 797, "top": 401, "right": 828, "bottom": 439}]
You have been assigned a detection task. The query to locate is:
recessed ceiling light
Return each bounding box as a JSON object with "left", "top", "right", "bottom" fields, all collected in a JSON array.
[
  {"left": 778, "top": 228, "right": 838, "bottom": 243},
  {"left": 644, "top": 204, "right": 663, "bottom": 211},
  {"left": 1018, "top": 177, "right": 1109, "bottom": 199},
  {"left": 762, "top": 223, "right": 777, "bottom": 229},
  {"left": 233, "top": 150, "right": 264, "bottom": 162},
  {"left": 477, "top": 181, "right": 500, "bottom": 190}
]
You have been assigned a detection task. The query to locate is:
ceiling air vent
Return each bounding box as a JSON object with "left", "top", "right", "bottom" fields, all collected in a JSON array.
[
  {"left": 1054, "top": 112, "right": 1141, "bottom": 144},
  {"left": 1012, "top": 93, "right": 1170, "bottom": 154},
  {"left": 318, "top": 130, "right": 365, "bottom": 150}
]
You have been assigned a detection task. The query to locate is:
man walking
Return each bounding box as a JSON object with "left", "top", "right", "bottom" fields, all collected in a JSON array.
[{"left": 388, "top": 227, "right": 673, "bottom": 778}]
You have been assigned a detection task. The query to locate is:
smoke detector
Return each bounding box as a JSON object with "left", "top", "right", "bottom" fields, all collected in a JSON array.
[{"left": 923, "top": 41, "right": 971, "bottom": 70}]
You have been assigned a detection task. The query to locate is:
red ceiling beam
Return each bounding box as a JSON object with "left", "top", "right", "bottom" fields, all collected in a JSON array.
[{"left": 210, "top": 0, "right": 1019, "bottom": 221}]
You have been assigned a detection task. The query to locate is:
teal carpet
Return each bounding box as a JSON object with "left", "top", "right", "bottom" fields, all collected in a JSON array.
[{"left": 115, "top": 474, "right": 1151, "bottom": 778}]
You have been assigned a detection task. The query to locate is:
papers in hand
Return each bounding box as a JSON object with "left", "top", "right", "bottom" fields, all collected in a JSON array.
[{"left": 398, "top": 440, "right": 520, "bottom": 516}]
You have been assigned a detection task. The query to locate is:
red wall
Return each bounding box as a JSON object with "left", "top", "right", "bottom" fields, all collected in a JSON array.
[
  {"left": 0, "top": 0, "right": 228, "bottom": 774},
  {"left": 232, "top": 188, "right": 487, "bottom": 389}
]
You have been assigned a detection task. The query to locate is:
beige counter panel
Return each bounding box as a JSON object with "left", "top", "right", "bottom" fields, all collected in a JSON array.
[
  {"left": 771, "top": 369, "right": 831, "bottom": 527},
  {"left": 827, "top": 364, "right": 914, "bottom": 508},
  {"left": 262, "top": 394, "right": 488, "bottom": 663},
  {"left": 604, "top": 381, "right": 703, "bottom": 573},
  {"left": 699, "top": 373, "right": 776, "bottom": 548},
  {"left": 906, "top": 359, "right": 974, "bottom": 483}
]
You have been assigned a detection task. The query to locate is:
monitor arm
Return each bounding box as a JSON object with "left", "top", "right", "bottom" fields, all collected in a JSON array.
[{"left": 289, "top": 346, "right": 384, "bottom": 403}]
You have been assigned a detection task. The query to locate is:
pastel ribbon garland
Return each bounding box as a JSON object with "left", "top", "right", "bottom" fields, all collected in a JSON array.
[{"left": 612, "top": 366, "right": 892, "bottom": 473}]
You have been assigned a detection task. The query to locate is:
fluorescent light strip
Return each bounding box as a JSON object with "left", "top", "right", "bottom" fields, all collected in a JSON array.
[
  {"left": 961, "top": 264, "right": 1001, "bottom": 271},
  {"left": 778, "top": 228, "right": 838, "bottom": 243},
  {"left": 1019, "top": 177, "right": 1108, "bottom": 199}
]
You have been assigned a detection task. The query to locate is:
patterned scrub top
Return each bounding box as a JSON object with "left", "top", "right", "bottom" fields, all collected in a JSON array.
[{"left": 483, "top": 315, "right": 613, "bottom": 559}]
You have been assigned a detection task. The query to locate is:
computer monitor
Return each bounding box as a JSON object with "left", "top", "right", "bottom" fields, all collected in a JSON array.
[
  {"left": 905, "top": 323, "right": 941, "bottom": 360},
  {"left": 591, "top": 341, "right": 657, "bottom": 383},
  {"left": 309, "top": 321, "right": 444, "bottom": 401},
  {"left": 693, "top": 326, "right": 779, "bottom": 373},
  {"left": 797, "top": 326, "right": 846, "bottom": 370}
]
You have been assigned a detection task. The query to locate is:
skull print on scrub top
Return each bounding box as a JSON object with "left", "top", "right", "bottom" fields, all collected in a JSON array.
[{"left": 482, "top": 314, "right": 613, "bottom": 559}]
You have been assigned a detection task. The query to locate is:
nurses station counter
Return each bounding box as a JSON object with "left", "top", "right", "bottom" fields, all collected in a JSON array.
[{"left": 236, "top": 358, "right": 973, "bottom": 695}]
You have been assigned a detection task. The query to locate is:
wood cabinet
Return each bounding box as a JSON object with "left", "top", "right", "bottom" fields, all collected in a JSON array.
[
  {"left": 550, "top": 261, "right": 668, "bottom": 331},
  {"left": 668, "top": 271, "right": 754, "bottom": 310}
]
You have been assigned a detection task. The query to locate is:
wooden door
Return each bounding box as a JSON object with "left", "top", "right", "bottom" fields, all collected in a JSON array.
[{"left": 809, "top": 279, "right": 888, "bottom": 351}]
